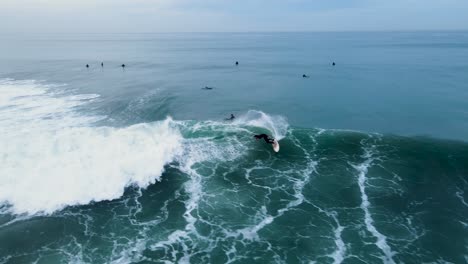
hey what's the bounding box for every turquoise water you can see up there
[0,32,467,263]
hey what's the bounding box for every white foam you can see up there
[236,206,275,241]
[149,127,249,262]
[330,224,345,264]
[227,137,318,242]
[353,145,396,264]
[233,110,289,140]
[455,188,468,207]
[0,79,183,215]
[0,79,102,133]
[294,132,348,264]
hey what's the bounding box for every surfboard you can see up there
[272,140,280,152]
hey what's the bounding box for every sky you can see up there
[1,0,468,33]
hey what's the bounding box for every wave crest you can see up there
[0,80,183,215]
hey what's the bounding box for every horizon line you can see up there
[2,29,468,35]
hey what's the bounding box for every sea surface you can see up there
[0,32,467,263]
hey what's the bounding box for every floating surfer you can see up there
[302,74,309,78]
[225,114,235,121]
[254,134,280,152]
[202,86,213,90]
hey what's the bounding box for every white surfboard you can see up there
[272,140,280,152]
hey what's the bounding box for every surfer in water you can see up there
[225,114,235,121]
[254,134,275,144]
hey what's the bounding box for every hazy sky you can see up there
[1,0,468,33]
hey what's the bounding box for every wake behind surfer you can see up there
[254,134,275,144]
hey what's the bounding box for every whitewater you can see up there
[0,79,287,216]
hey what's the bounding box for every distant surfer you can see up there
[235,61,239,66]
[225,114,235,121]
[332,62,336,66]
[202,86,213,90]
[303,74,309,78]
[254,134,275,144]
[121,64,126,69]
[101,62,104,67]
[86,64,89,68]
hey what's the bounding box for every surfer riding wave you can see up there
[254,134,275,144]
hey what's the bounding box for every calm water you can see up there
[0,32,467,263]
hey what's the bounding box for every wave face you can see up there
[1,79,468,264]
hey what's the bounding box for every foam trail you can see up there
[0,79,183,215]
[233,110,288,140]
[150,134,247,262]
[160,150,204,264]
[236,206,275,241]
[330,227,345,264]
[233,159,316,241]
[231,134,318,242]
[297,133,347,264]
[353,144,396,264]
[308,203,347,264]
[455,188,468,207]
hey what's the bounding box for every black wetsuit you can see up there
[254,134,275,144]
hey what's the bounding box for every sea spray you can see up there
[233,110,289,140]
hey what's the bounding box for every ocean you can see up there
[0,32,467,263]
